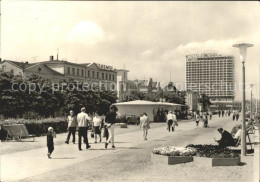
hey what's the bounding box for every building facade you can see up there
[186,53,235,107]
[116,69,138,101]
[0,56,117,90]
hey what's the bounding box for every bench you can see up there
[3,124,36,142]
[233,127,253,150]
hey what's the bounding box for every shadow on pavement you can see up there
[238,162,247,166]
[51,157,76,159]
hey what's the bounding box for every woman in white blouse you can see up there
[93,112,102,143]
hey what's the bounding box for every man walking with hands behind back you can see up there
[77,107,92,151]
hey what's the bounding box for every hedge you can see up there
[0,117,67,140]
[0,115,140,140]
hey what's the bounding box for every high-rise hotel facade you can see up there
[186,53,235,107]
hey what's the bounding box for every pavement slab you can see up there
[0,115,254,182]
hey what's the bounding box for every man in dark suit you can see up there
[214,128,236,147]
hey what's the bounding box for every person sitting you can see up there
[232,125,242,144]
[231,124,242,135]
[214,128,236,147]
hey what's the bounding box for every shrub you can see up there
[0,117,67,139]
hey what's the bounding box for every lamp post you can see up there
[250,84,254,119]
[233,43,253,156]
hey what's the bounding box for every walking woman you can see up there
[140,113,150,140]
[195,114,200,128]
[93,112,102,143]
[104,105,118,149]
[65,110,77,144]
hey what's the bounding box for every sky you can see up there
[1,1,260,100]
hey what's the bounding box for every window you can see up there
[97,72,99,79]
[81,70,84,76]
[102,73,104,80]
[112,74,115,81]
[88,70,90,77]
[92,71,95,78]
[2,65,6,72]
[106,73,108,80]
[67,67,70,75]
[109,74,111,80]
[77,69,79,76]
[124,72,126,78]
[72,68,75,75]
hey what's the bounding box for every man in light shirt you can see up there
[77,107,92,151]
[233,124,242,144]
[167,111,177,132]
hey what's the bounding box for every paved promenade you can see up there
[0,116,256,182]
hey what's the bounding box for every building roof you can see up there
[38,60,82,67]
[79,63,91,66]
[1,60,33,69]
[116,69,129,72]
[25,63,64,76]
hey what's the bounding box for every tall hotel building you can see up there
[186,53,235,105]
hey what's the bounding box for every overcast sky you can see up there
[1,1,259,100]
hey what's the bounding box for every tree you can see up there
[121,90,145,102]
[198,93,211,111]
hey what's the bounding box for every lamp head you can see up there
[233,43,254,63]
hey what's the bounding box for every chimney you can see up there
[25,62,28,64]
[50,55,54,61]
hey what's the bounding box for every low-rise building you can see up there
[0,56,117,90]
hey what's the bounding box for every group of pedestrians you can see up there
[193,111,212,128]
[46,105,118,159]
[218,109,233,117]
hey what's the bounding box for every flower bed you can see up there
[151,146,196,165]
[0,117,67,140]
[153,146,197,156]
[186,144,241,166]
[186,144,240,158]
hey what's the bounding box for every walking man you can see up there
[105,105,118,149]
[65,110,77,144]
[77,107,92,151]
[166,111,174,132]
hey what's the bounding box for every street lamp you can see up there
[233,43,254,156]
[250,84,255,119]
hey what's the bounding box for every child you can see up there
[47,127,56,159]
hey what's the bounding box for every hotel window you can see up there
[112,74,115,81]
[88,70,90,77]
[106,73,108,80]
[97,72,99,79]
[81,70,84,76]
[92,71,95,78]
[102,73,104,80]
[72,68,75,75]
[67,67,70,75]
[77,69,80,76]
[109,74,111,80]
